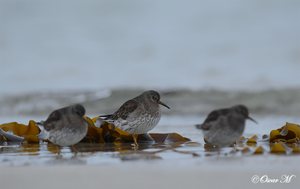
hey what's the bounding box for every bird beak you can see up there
[36,121,45,126]
[158,101,170,109]
[247,116,258,124]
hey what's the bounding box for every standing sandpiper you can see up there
[195,105,257,148]
[38,104,88,147]
[100,90,170,147]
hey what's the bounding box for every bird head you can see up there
[233,105,257,123]
[144,90,170,109]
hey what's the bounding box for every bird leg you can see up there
[233,143,238,152]
[131,134,139,149]
[71,145,79,157]
[55,145,63,159]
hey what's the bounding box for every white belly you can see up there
[114,113,161,134]
[48,125,88,147]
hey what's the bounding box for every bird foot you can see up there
[131,143,139,150]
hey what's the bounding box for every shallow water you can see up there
[1,112,299,166]
[1,89,300,166]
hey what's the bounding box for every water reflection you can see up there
[1,138,299,166]
[0,141,190,165]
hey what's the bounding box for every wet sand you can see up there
[1,156,299,189]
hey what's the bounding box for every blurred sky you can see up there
[0,0,300,94]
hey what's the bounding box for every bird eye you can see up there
[73,104,86,116]
[152,95,158,102]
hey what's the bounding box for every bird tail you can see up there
[195,124,202,130]
[36,122,49,140]
[98,114,113,120]
[95,114,117,132]
[195,123,210,131]
[97,114,116,126]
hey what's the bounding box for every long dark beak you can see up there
[158,101,170,109]
[247,116,258,124]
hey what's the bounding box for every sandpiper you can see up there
[99,90,170,147]
[195,105,257,148]
[38,104,88,147]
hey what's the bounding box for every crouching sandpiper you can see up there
[196,105,257,148]
[38,104,88,147]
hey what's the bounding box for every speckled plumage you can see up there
[100,90,169,135]
[38,104,88,147]
[196,105,256,148]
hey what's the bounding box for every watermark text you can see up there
[251,175,296,184]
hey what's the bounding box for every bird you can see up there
[99,90,170,147]
[195,105,257,148]
[37,104,88,147]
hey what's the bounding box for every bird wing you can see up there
[197,108,230,130]
[99,99,139,121]
[203,108,230,124]
[43,111,61,131]
[114,99,139,120]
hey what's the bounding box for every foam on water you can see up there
[1,89,299,118]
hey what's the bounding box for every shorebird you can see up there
[38,104,88,147]
[195,105,257,148]
[99,90,170,147]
